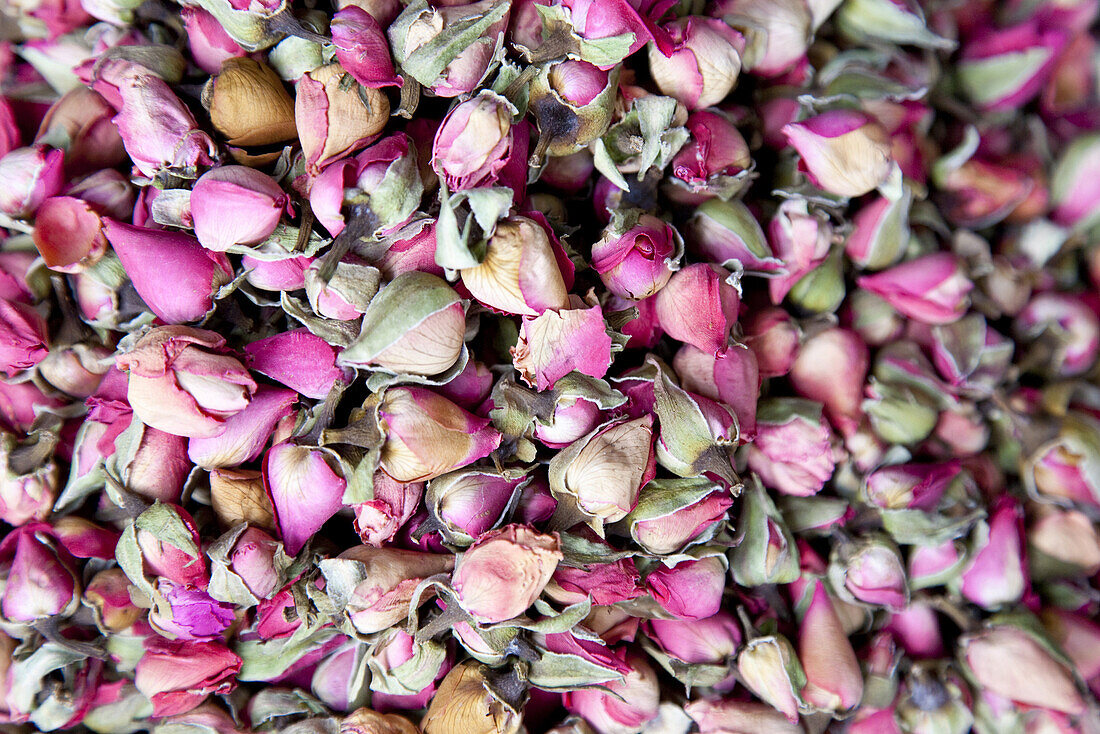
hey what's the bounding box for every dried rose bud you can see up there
[591,211,682,300]
[84,567,142,632]
[1041,608,1100,686]
[646,556,726,621]
[713,0,812,76]
[111,422,191,503]
[737,635,805,721]
[864,461,960,511]
[685,198,781,275]
[665,110,752,204]
[546,537,642,605]
[730,477,801,586]
[563,652,660,734]
[422,661,521,734]
[0,523,80,623]
[845,190,911,270]
[134,637,242,718]
[1029,506,1100,577]
[1015,292,1100,377]
[191,166,292,252]
[332,545,456,634]
[227,526,280,599]
[181,7,247,74]
[149,577,236,640]
[789,328,868,437]
[426,469,526,545]
[433,91,524,191]
[0,441,57,526]
[797,579,864,713]
[646,610,741,667]
[453,524,562,623]
[627,479,734,555]
[264,442,347,555]
[365,627,450,711]
[783,110,893,198]
[34,86,125,173]
[530,59,617,157]
[649,17,746,110]
[829,536,908,611]
[960,626,1085,715]
[210,469,276,530]
[0,145,65,219]
[331,6,401,89]
[187,385,296,470]
[747,398,835,497]
[296,63,389,175]
[117,328,253,444]
[32,196,109,274]
[133,503,208,587]
[856,253,973,326]
[957,22,1068,112]
[743,306,800,377]
[244,328,347,400]
[342,707,420,734]
[957,497,1025,610]
[687,698,803,734]
[205,57,297,147]
[1051,132,1100,231]
[0,299,47,378]
[654,263,740,355]
[767,198,833,305]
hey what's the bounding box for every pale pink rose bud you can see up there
[244,328,347,400]
[0,145,65,219]
[180,7,247,74]
[367,627,451,712]
[957,22,1068,111]
[528,59,616,158]
[737,635,805,721]
[340,272,466,376]
[134,637,242,718]
[1041,608,1100,685]
[188,385,297,469]
[713,0,812,76]
[94,60,218,178]
[629,484,734,555]
[32,196,109,273]
[426,470,526,545]
[0,523,80,622]
[783,110,893,197]
[533,395,605,448]
[1051,132,1100,230]
[191,166,292,251]
[377,387,502,482]
[0,446,57,526]
[1015,292,1100,377]
[747,399,835,497]
[228,526,281,599]
[789,328,868,437]
[743,306,800,377]
[432,92,520,192]
[85,567,142,632]
[645,556,726,621]
[305,253,382,320]
[103,219,233,324]
[563,652,660,734]
[548,415,656,528]
[150,577,236,640]
[1031,504,1100,578]
[646,611,742,664]
[332,6,401,89]
[864,461,960,511]
[829,537,908,611]
[649,17,746,110]
[958,497,1026,609]
[333,545,456,634]
[885,602,945,659]
[242,254,314,292]
[668,343,758,439]
[460,215,571,316]
[798,580,864,712]
[0,299,48,377]
[118,326,256,439]
[453,524,562,623]
[961,626,1085,715]
[117,424,191,503]
[856,253,973,325]
[34,87,125,174]
[685,198,782,275]
[264,442,348,555]
[654,263,740,354]
[512,293,615,390]
[686,699,803,734]
[934,404,989,456]
[666,110,752,204]
[135,504,208,586]
[353,471,423,547]
[295,63,389,175]
[311,640,366,712]
[372,217,444,279]
[592,212,682,300]
[766,198,833,305]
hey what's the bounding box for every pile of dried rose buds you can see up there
[0,0,1099,730]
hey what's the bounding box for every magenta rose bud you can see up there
[646,611,742,665]
[797,579,864,713]
[452,524,562,623]
[190,166,292,252]
[654,263,740,355]
[243,255,314,292]
[264,442,348,555]
[767,198,833,305]
[783,110,893,197]
[103,219,233,324]
[134,637,242,718]
[958,497,1026,610]
[32,196,110,273]
[228,526,281,599]
[0,523,80,623]
[1051,133,1100,231]
[149,578,236,640]
[432,91,520,192]
[685,198,782,275]
[180,7,246,74]
[747,398,835,497]
[188,385,298,468]
[563,652,660,734]
[591,212,682,300]
[243,328,347,400]
[648,17,746,110]
[957,22,1068,111]
[117,326,257,439]
[331,6,401,89]
[666,110,752,204]
[0,299,48,377]
[856,253,973,325]
[547,544,643,606]
[133,504,208,587]
[1015,292,1100,377]
[645,556,726,621]
[789,327,869,437]
[0,145,65,219]
[426,469,527,544]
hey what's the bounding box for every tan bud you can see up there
[422,662,522,734]
[340,708,419,734]
[209,468,276,530]
[205,57,298,147]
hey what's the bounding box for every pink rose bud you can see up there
[1051,132,1100,230]
[84,567,142,632]
[242,255,314,292]
[648,17,746,110]
[856,253,973,325]
[244,328,347,400]
[654,263,740,355]
[961,626,1085,715]
[591,212,682,300]
[645,611,742,664]
[34,87,126,174]
[767,198,833,305]
[957,22,1068,111]
[628,481,734,555]
[377,387,502,482]
[512,293,615,390]
[331,545,456,634]
[783,110,893,197]
[540,150,595,194]
[295,63,389,175]
[0,380,66,433]
[737,635,805,721]
[306,253,380,320]
[885,602,945,659]
[432,92,521,192]
[94,60,218,178]
[0,98,18,159]
[228,526,281,599]
[685,198,782,275]
[743,306,800,377]
[149,578,236,640]
[666,110,752,204]
[0,523,80,622]
[134,504,208,586]
[1015,292,1100,377]
[311,640,367,712]
[103,219,233,324]
[331,6,401,89]
[789,327,869,437]
[864,461,961,511]
[452,524,562,623]
[460,215,571,316]
[829,537,908,610]
[0,299,48,377]
[563,652,660,734]
[687,698,803,734]
[179,7,247,74]
[32,196,109,273]
[264,442,348,555]
[372,217,444,279]
[546,540,642,606]
[354,472,424,547]
[533,394,605,448]
[797,580,864,713]
[0,444,57,526]
[747,398,835,497]
[554,0,655,64]
[117,326,257,439]
[115,424,191,503]
[645,556,726,621]
[190,166,292,251]
[0,145,65,219]
[69,167,135,217]
[1042,608,1100,685]
[674,343,760,439]
[188,385,297,468]
[712,0,812,76]
[367,627,451,712]
[134,637,242,718]
[958,497,1026,609]
[426,469,527,545]
[845,191,911,270]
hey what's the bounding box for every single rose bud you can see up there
[332,545,456,634]
[296,63,390,175]
[134,637,242,718]
[264,442,348,555]
[548,415,656,528]
[354,472,423,546]
[533,394,606,449]
[1015,292,1100,377]
[117,326,257,439]
[685,198,781,275]
[960,626,1085,715]
[856,253,973,326]
[1051,132,1100,231]
[530,59,617,158]
[34,86,126,173]
[687,698,803,734]
[713,0,812,76]
[32,196,111,274]
[1029,506,1100,578]
[747,399,835,497]
[789,328,869,437]
[372,217,444,279]
[883,602,944,660]
[103,219,233,324]
[766,198,833,305]
[422,661,521,734]
[730,477,801,586]
[65,169,135,221]
[131,503,208,587]
[339,272,466,376]
[646,611,742,666]
[666,110,752,204]
[1041,608,1100,686]
[342,707,420,734]
[563,652,660,734]
[957,497,1025,610]
[180,7,247,74]
[0,299,47,378]
[114,423,191,503]
[845,190,911,270]
[654,263,740,355]
[191,166,292,252]
[244,328,348,400]
[188,385,297,469]
[210,469,276,530]
[646,556,726,621]
[433,91,523,191]
[0,145,65,219]
[377,387,502,482]
[149,577,236,640]
[85,567,142,632]
[649,17,746,110]
[426,470,526,545]
[742,307,800,378]
[0,523,80,623]
[205,57,297,147]
[460,215,571,316]
[829,537,909,611]
[305,253,382,320]
[365,627,450,712]
[514,476,558,525]
[929,315,1013,398]
[957,22,1067,112]
[783,110,893,198]
[673,343,759,440]
[331,6,402,89]
[591,212,682,300]
[242,254,314,292]
[628,479,734,555]
[453,524,562,623]
[737,635,806,721]
[0,440,57,526]
[226,526,281,599]
[546,533,642,605]
[797,580,864,713]
[864,461,960,511]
